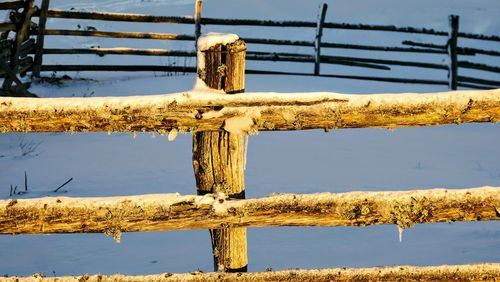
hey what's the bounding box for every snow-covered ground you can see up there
[1,0,499,277]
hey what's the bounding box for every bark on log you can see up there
[192,37,248,272]
[0,187,498,235]
[0,88,499,133]
[1,264,499,281]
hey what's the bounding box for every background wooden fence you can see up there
[1,0,499,95]
[1,32,500,280]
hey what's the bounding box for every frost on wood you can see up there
[0,187,498,235]
[0,89,499,133]
[1,263,499,281]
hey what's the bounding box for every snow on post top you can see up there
[197,32,239,52]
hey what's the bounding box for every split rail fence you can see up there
[1,0,500,96]
[1,33,500,281]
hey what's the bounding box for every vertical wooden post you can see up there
[194,0,203,42]
[2,0,35,90]
[447,15,459,90]
[192,35,248,272]
[314,3,328,76]
[33,0,50,78]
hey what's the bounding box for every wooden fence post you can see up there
[33,0,50,78]
[314,3,328,76]
[2,0,35,91]
[192,35,248,272]
[194,0,203,42]
[447,15,459,90]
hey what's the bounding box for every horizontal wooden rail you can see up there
[39,10,451,36]
[321,42,448,54]
[44,9,195,24]
[246,69,450,85]
[0,22,16,32]
[0,187,498,235]
[40,65,196,73]
[246,53,390,70]
[40,48,197,57]
[0,1,24,10]
[1,88,499,133]
[458,32,500,42]
[45,29,195,41]
[202,17,450,36]
[35,66,449,86]
[242,37,313,47]
[38,49,388,70]
[458,76,500,87]
[458,82,496,90]
[1,264,499,281]
[403,40,499,56]
[458,61,500,73]
[324,55,447,70]
[247,50,446,70]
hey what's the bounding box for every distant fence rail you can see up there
[1,6,500,281]
[0,0,497,94]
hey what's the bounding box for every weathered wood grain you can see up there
[192,38,248,272]
[0,187,498,235]
[1,264,499,281]
[0,88,499,133]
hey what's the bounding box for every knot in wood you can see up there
[217,64,226,78]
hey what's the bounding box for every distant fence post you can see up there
[2,0,35,91]
[192,35,248,272]
[314,3,328,76]
[194,0,203,42]
[447,15,459,90]
[33,0,51,78]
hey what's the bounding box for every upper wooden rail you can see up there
[0,89,499,133]
[0,187,498,235]
[36,9,500,42]
[1,264,499,281]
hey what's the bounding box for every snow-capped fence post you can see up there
[194,0,203,42]
[447,15,459,90]
[314,3,328,75]
[192,34,248,272]
[32,0,50,78]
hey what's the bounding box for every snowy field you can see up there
[1,0,499,277]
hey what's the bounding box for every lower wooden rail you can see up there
[1,264,498,281]
[1,187,498,236]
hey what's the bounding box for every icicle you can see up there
[398,226,404,243]
[132,131,137,139]
[168,129,178,142]
[244,135,249,170]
